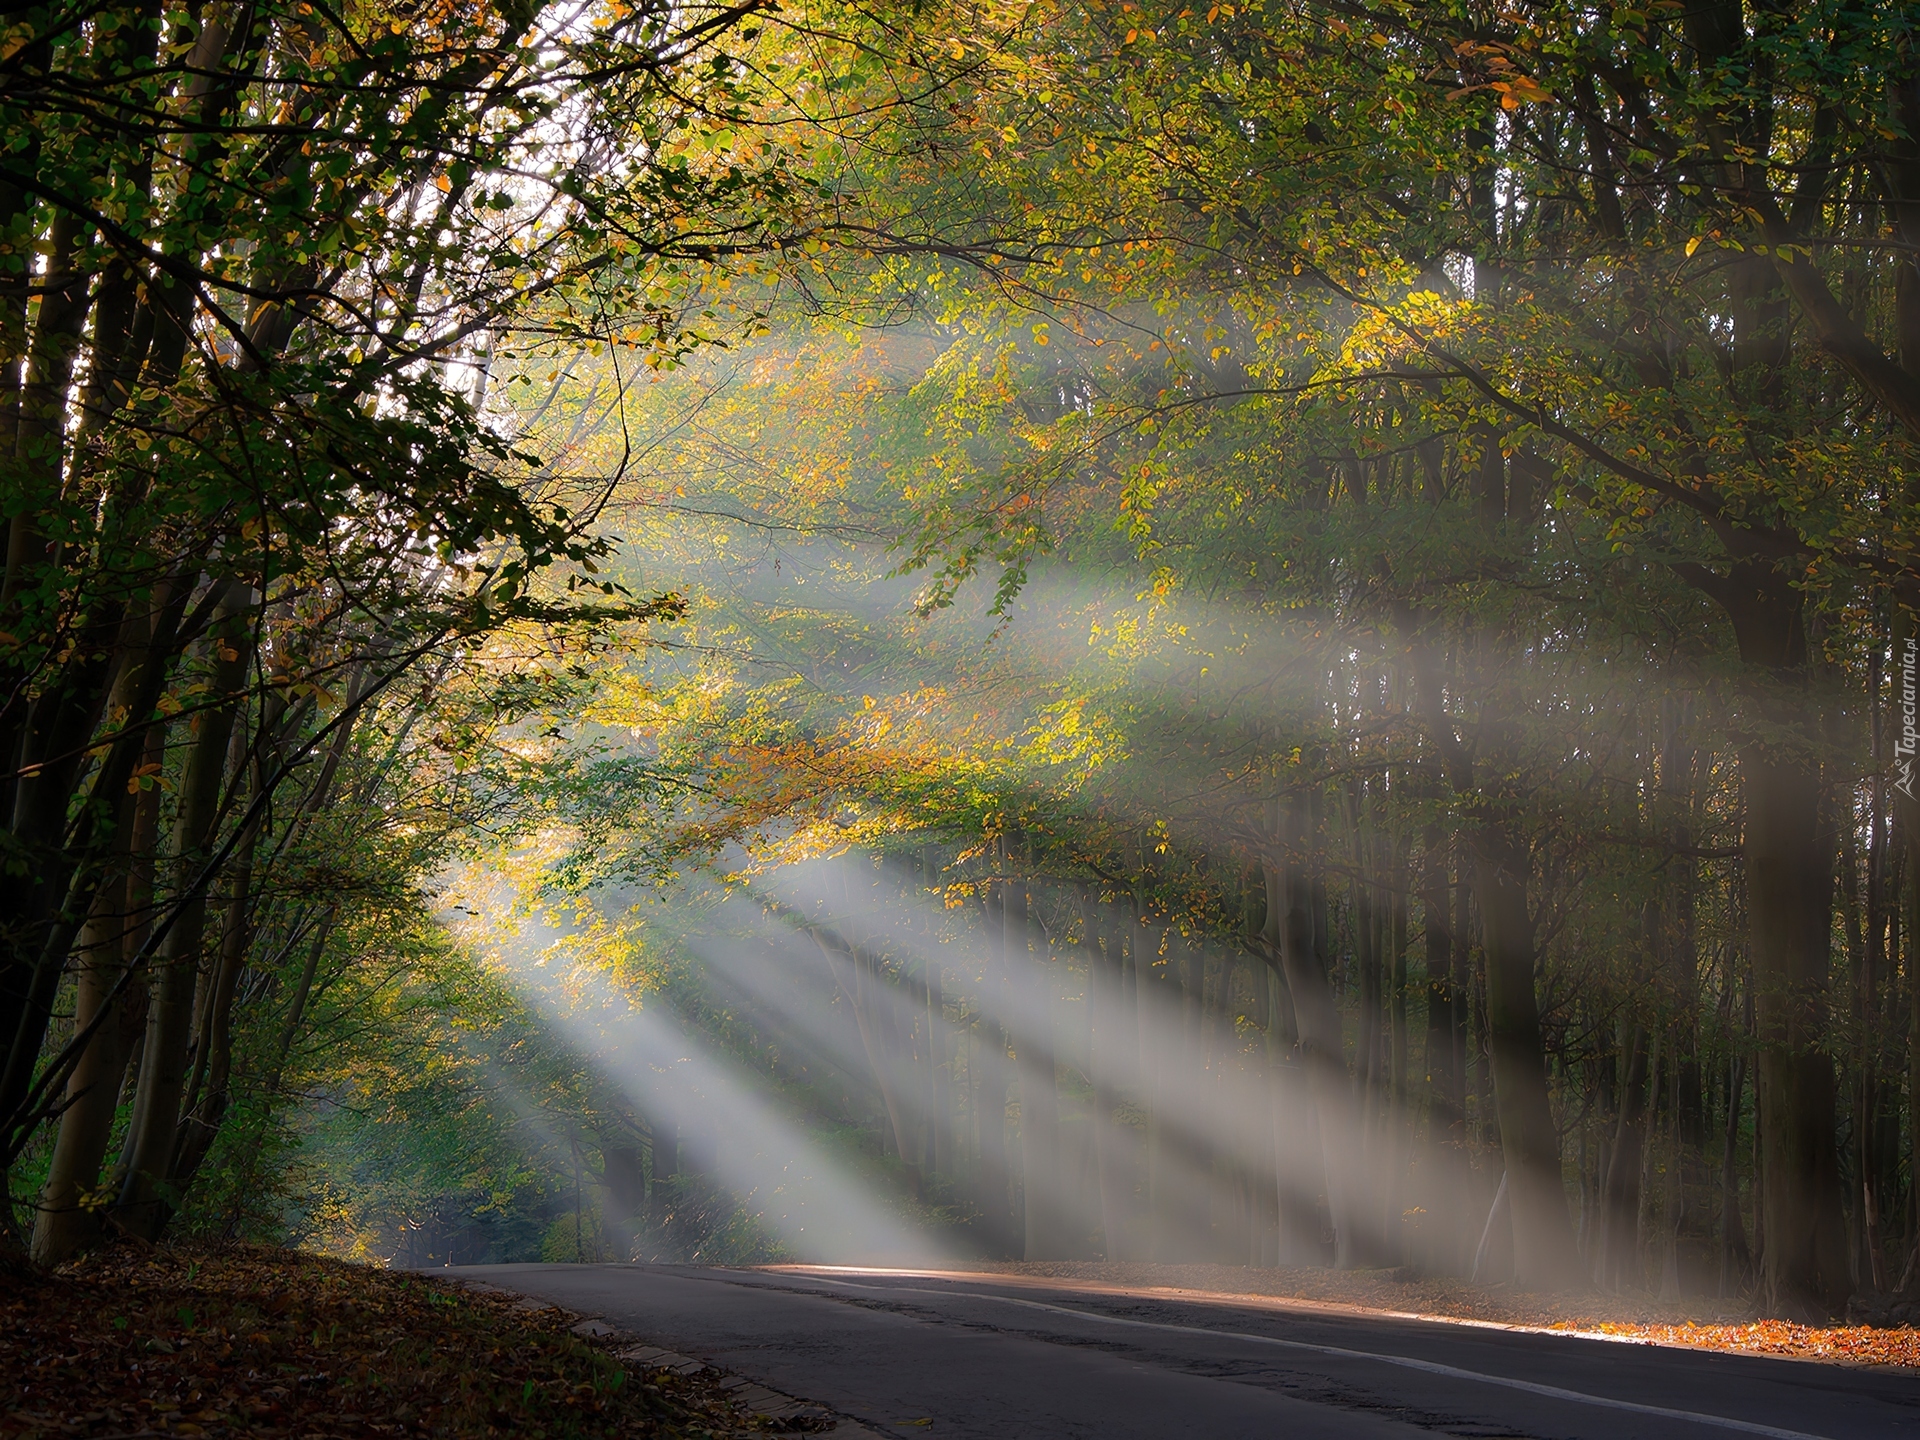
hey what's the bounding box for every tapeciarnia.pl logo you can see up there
[1899,637,1919,802]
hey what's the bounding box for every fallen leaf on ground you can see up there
[2,1243,771,1437]
[971,1261,1920,1368]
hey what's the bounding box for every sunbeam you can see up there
[454,883,948,1265]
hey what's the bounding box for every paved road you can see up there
[448,1263,1920,1439]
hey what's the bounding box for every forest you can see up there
[3,0,1918,1333]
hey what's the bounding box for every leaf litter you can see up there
[2,1244,773,1438]
[970,1261,1920,1368]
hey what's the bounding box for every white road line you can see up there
[788,1274,1836,1440]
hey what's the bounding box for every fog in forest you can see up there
[9,0,1917,1336]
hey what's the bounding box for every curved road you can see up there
[449,1263,1920,1439]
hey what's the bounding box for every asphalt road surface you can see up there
[448,1263,1920,1439]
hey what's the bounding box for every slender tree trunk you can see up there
[1164,926,1212,1260]
[1120,893,1152,1255]
[1864,636,1890,1292]
[30,888,139,1263]
[1722,1046,1751,1296]
[1907,776,1920,1284]
[1407,616,1577,1289]
[1086,893,1129,1260]
[1472,819,1580,1290]
[30,700,166,1264]
[1457,876,1479,1147]
[974,889,1016,1253]
[268,910,335,1092]
[1259,848,1321,1265]
[1897,596,1920,1278]
[1744,738,1849,1314]
[1636,1034,1663,1280]
[1389,830,1411,1263]
[928,954,948,1184]
[1249,951,1277,1266]
[1598,1024,1650,1290]
[978,1004,1015,1250]
[1659,1056,1685,1301]
[601,1137,646,1255]
[813,925,914,1178]
[112,588,252,1239]
[1421,821,1467,1275]
[650,1118,678,1231]
[168,800,260,1190]
[1273,788,1369,1266]
[1144,916,1177,1260]
[1011,876,1063,1259]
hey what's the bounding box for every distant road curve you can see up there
[447,1263,1920,1439]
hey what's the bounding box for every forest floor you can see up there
[964,1261,1920,1368]
[1,1244,775,1438]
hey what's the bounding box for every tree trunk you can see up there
[111,588,252,1240]
[30,921,142,1264]
[1248,951,1278,1266]
[168,799,261,1191]
[650,1119,678,1232]
[1907,712,1920,1286]
[1406,616,1577,1289]
[1086,893,1130,1260]
[1123,890,1154,1256]
[268,910,336,1092]
[1273,789,1370,1266]
[976,1005,1015,1251]
[1597,1025,1650,1290]
[1422,821,1467,1274]
[1388,830,1411,1263]
[30,709,165,1265]
[1473,820,1580,1290]
[1711,571,1850,1316]
[1745,741,1850,1315]
[974,890,1016,1253]
[1721,1045,1751,1296]
[928,953,949,1184]
[813,923,914,1178]
[599,1136,646,1257]
[1159,926,1212,1261]
[1011,877,1064,1260]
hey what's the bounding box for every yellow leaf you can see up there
[435,174,452,192]
[1684,236,1701,256]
